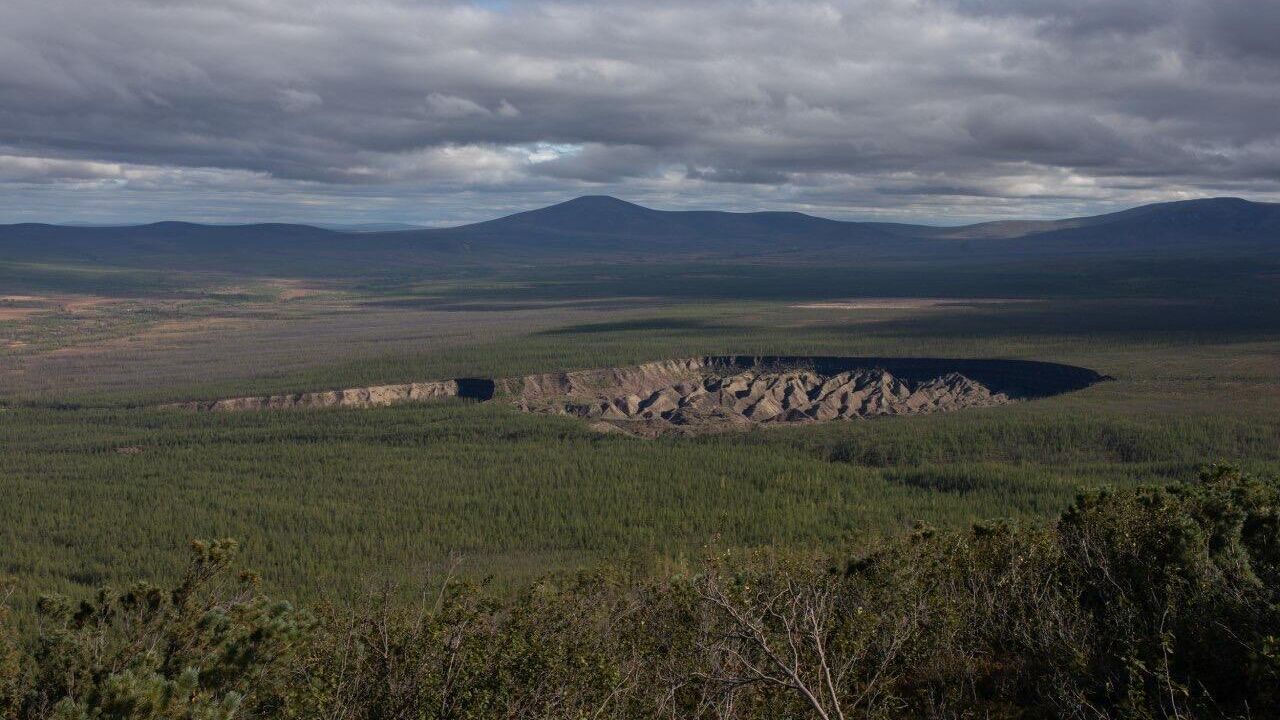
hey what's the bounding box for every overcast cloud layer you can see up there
[2,0,1278,224]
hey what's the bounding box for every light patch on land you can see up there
[46,317,246,358]
[278,287,319,301]
[1,295,53,320]
[266,278,333,302]
[0,307,43,321]
[790,298,1034,310]
[1,294,115,320]
[1,293,120,314]
[61,297,125,312]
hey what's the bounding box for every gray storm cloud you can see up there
[0,0,1277,223]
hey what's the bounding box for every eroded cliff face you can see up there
[168,356,1027,435]
[515,366,1008,435]
[495,358,711,402]
[168,380,460,412]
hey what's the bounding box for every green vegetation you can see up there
[4,264,1280,615]
[0,261,210,298]
[2,467,1276,718]
[2,241,1279,718]
[401,257,1280,304]
[5,355,1279,611]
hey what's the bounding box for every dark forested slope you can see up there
[1,196,1276,275]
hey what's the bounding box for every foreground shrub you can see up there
[2,466,1276,718]
[19,540,310,719]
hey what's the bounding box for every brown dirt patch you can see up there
[47,317,246,358]
[61,297,123,312]
[265,278,331,302]
[0,307,43,321]
[0,293,121,315]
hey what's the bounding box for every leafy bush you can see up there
[3,467,1277,718]
[17,540,309,719]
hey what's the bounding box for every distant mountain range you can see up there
[1,196,1276,276]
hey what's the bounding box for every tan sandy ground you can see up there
[61,297,126,312]
[265,278,332,301]
[0,307,43,321]
[1,293,125,315]
[45,317,248,358]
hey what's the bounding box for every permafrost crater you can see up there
[170,356,1109,436]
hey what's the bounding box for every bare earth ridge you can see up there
[522,367,1007,435]
[167,357,1033,435]
[171,380,460,412]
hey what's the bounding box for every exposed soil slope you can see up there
[496,358,708,401]
[170,380,460,412]
[512,363,1007,435]
[165,355,1108,435]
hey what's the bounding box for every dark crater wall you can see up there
[455,377,498,401]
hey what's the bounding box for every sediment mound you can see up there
[516,366,1009,435]
[168,356,1108,435]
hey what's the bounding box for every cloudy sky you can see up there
[2,0,1278,225]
